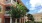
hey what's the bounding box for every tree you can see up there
[17,4,29,16]
[11,6,21,18]
[10,3,29,23]
[17,4,29,23]
[27,14,34,21]
[25,14,34,23]
[10,6,21,23]
[10,4,29,18]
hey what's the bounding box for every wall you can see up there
[0,3,5,23]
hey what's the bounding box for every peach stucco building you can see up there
[0,0,16,23]
[0,0,42,23]
[0,0,27,23]
[0,0,5,23]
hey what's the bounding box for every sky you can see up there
[21,0,42,14]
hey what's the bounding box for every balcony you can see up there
[5,0,16,5]
[5,0,11,4]
[4,11,11,16]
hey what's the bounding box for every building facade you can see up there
[0,0,27,23]
[33,13,42,22]
[0,0,16,23]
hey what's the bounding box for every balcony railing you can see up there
[5,0,16,5]
[5,0,11,4]
[5,11,11,16]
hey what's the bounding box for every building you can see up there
[17,0,24,6]
[0,0,27,23]
[0,0,17,23]
[32,13,42,22]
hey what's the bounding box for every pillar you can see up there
[10,17,12,23]
[19,18,21,23]
[15,19,17,23]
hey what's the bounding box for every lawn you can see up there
[35,22,42,23]
[25,21,42,23]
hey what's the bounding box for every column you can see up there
[15,19,17,23]
[19,18,21,23]
[24,16,25,23]
[22,18,23,23]
[10,17,12,23]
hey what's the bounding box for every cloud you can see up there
[29,0,42,10]
[37,9,42,13]
[29,7,36,10]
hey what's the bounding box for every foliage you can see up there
[17,4,29,12]
[25,14,34,23]
[17,4,29,16]
[10,4,29,18]
[27,14,34,21]
[10,6,21,18]
[9,2,29,19]
[25,21,34,23]
[34,22,42,23]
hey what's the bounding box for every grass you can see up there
[35,22,42,23]
[25,21,42,23]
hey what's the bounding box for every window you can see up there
[0,18,2,23]
[6,0,7,1]
[0,5,2,12]
[12,18,15,23]
[17,19,19,23]
[5,6,11,11]
[0,7,1,12]
[5,18,10,23]
[5,6,11,14]
[13,0,16,2]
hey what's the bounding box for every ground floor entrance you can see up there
[4,16,25,23]
[5,18,10,23]
[4,16,10,23]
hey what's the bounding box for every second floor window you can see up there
[0,7,1,12]
[0,5,2,12]
[13,0,16,2]
[5,6,11,14]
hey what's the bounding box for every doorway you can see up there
[5,18,10,23]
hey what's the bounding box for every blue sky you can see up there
[21,0,42,14]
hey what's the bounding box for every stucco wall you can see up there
[0,3,5,23]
